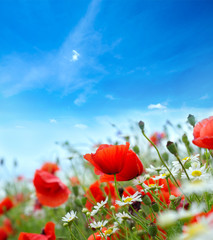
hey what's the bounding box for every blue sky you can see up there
[0,0,213,176]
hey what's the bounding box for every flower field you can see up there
[1,114,213,240]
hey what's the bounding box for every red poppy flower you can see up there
[192,116,213,149]
[98,150,144,182]
[85,180,117,211]
[18,222,55,240]
[70,176,80,186]
[0,197,13,215]
[84,142,130,175]
[33,170,70,207]
[136,177,181,205]
[2,218,14,236]
[0,228,7,240]
[150,132,165,146]
[41,162,60,174]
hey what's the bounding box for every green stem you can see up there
[114,174,122,201]
[175,155,190,181]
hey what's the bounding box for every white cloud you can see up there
[71,50,80,61]
[148,103,167,110]
[50,119,57,124]
[105,94,115,100]
[200,94,209,100]
[74,124,88,129]
[0,0,105,98]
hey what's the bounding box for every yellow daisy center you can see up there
[191,170,202,177]
[124,197,133,203]
[104,229,113,236]
[182,157,189,162]
[184,223,207,240]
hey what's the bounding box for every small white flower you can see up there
[146,165,167,175]
[89,220,108,230]
[182,163,210,181]
[62,210,78,223]
[182,178,213,195]
[91,197,108,216]
[178,212,213,240]
[116,191,142,206]
[133,176,146,185]
[158,203,206,228]
[141,182,164,193]
[173,154,200,171]
[116,212,131,223]
[99,224,119,237]
[152,168,179,181]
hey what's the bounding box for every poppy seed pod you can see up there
[166,141,178,156]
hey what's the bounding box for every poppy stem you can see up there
[114,174,122,201]
[140,130,192,204]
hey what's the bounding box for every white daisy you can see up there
[116,191,142,206]
[141,182,164,193]
[182,162,210,181]
[99,224,119,237]
[152,168,179,181]
[182,178,213,195]
[178,213,213,240]
[62,210,78,223]
[91,197,108,216]
[89,220,108,230]
[133,175,147,185]
[173,154,200,171]
[158,203,206,228]
[115,212,131,223]
[146,165,167,175]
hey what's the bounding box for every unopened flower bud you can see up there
[82,208,88,213]
[182,134,189,145]
[110,205,115,210]
[142,195,151,206]
[187,114,196,127]
[86,212,91,217]
[169,195,176,201]
[166,141,178,156]
[138,121,145,132]
[148,223,158,237]
[151,202,159,213]
[63,223,68,227]
[132,226,136,231]
[72,186,79,197]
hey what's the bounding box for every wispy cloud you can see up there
[148,103,167,110]
[49,119,57,124]
[0,0,105,99]
[200,94,209,100]
[105,94,115,100]
[74,123,88,129]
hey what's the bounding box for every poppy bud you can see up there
[81,197,87,206]
[166,141,178,156]
[74,199,82,207]
[142,195,151,206]
[138,121,145,132]
[182,134,189,145]
[148,223,158,237]
[187,114,196,127]
[133,145,140,155]
[151,202,159,213]
[72,186,79,197]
